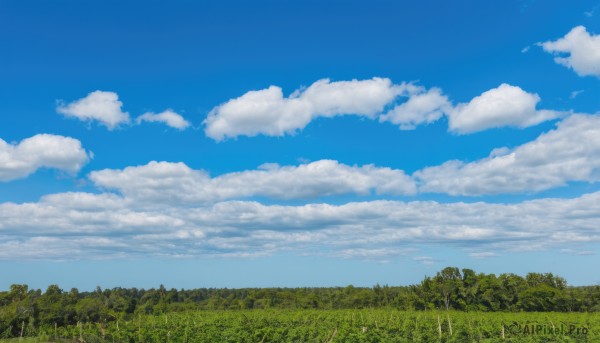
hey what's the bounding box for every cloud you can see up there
[53,81,570,138]
[415,114,600,195]
[0,134,90,181]
[57,91,191,130]
[469,252,497,259]
[333,247,416,260]
[413,256,439,265]
[57,91,130,129]
[381,83,562,134]
[89,159,417,203]
[92,114,600,200]
[447,84,564,134]
[4,118,600,259]
[205,79,564,139]
[585,4,599,17]
[136,109,191,130]
[560,248,595,256]
[2,188,600,260]
[540,26,600,78]
[379,87,452,130]
[204,78,407,140]
[570,90,584,99]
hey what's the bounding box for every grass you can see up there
[3,310,599,342]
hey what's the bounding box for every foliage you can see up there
[1,310,599,342]
[1,267,599,341]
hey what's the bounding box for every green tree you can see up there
[434,267,462,310]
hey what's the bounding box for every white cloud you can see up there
[415,114,600,195]
[89,159,417,203]
[540,26,600,78]
[205,79,564,138]
[560,248,595,256]
[0,134,90,181]
[585,4,599,17]
[136,109,191,130]
[379,87,452,130]
[2,188,600,260]
[469,252,497,259]
[333,247,416,260]
[92,114,600,200]
[570,90,584,99]
[204,78,406,140]
[413,256,439,265]
[57,91,130,129]
[447,84,564,134]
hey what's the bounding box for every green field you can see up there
[3,268,599,342]
[2,310,598,343]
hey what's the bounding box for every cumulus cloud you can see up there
[381,83,561,133]
[540,26,600,78]
[415,114,600,195]
[379,87,452,129]
[2,189,600,260]
[0,134,90,181]
[92,114,600,199]
[205,78,564,138]
[136,109,191,130]
[89,159,417,203]
[57,91,130,129]
[447,84,564,134]
[204,78,407,140]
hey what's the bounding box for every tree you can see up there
[460,268,479,310]
[518,284,561,311]
[417,277,435,310]
[434,267,462,310]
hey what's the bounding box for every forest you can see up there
[2,267,600,338]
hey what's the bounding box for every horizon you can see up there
[1,0,600,291]
[1,264,588,293]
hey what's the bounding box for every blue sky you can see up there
[1,0,600,290]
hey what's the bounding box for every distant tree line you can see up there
[1,267,599,337]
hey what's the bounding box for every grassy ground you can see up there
[2,310,599,342]
[0,339,51,343]
[0,338,70,343]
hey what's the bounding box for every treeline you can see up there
[1,267,599,337]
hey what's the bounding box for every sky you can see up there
[1,0,600,291]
